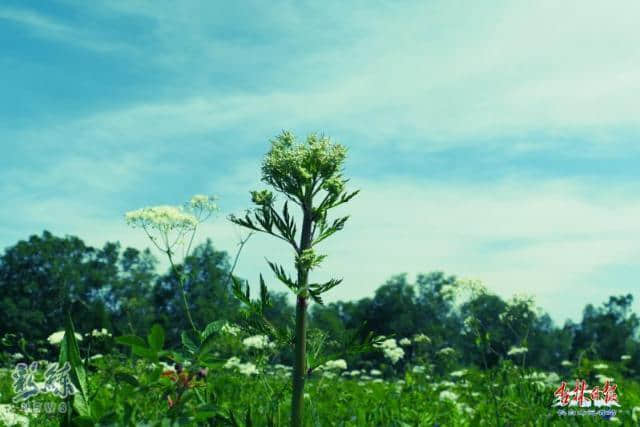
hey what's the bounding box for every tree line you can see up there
[1,230,638,377]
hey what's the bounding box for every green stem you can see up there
[291,295,308,426]
[291,199,313,427]
[167,250,198,335]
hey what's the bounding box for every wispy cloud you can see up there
[0,7,135,53]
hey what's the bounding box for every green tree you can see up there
[230,131,357,426]
[0,231,118,344]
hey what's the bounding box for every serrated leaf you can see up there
[201,320,225,341]
[181,331,198,354]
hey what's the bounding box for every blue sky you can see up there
[2,0,640,324]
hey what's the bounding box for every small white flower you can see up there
[399,338,411,346]
[237,362,259,376]
[242,335,271,350]
[593,363,609,370]
[561,360,572,367]
[47,331,82,345]
[224,357,241,369]
[450,369,467,378]
[349,370,361,377]
[439,390,458,402]
[595,374,614,384]
[159,361,176,372]
[412,365,426,374]
[437,347,456,357]
[374,338,405,364]
[0,403,29,427]
[323,359,347,371]
[372,378,383,383]
[621,355,631,361]
[11,353,23,360]
[412,333,431,344]
[221,322,241,336]
[370,369,382,376]
[507,346,528,356]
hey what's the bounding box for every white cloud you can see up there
[0,7,134,53]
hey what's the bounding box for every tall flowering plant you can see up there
[125,195,219,333]
[230,131,358,426]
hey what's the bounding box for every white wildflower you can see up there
[221,322,241,336]
[159,361,176,372]
[0,404,29,427]
[322,371,336,379]
[90,328,112,338]
[372,378,383,384]
[438,380,456,388]
[439,390,458,402]
[399,338,411,346]
[437,347,456,357]
[47,331,82,345]
[593,363,608,370]
[11,353,23,360]
[125,205,198,232]
[242,335,271,350]
[621,355,631,361]
[349,370,361,377]
[413,333,431,344]
[507,346,528,356]
[375,338,404,364]
[323,359,347,371]
[370,369,382,376]
[412,365,426,374]
[595,374,614,384]
[561,360,572,367]
[224,357,241,369]
[545,372,560,385]
[237,362,259,376]
[450,369,467,378]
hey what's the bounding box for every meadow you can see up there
[1,134,639,426]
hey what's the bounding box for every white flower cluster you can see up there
[523,371,560,389]
[187,194,218,216]
[321,359,347,371]
[450,369,467,378]
[436,347,456,357]
[47,331,82,345]
[375,338,405,364]
[224,357,259,376]
[595,374,614,384]
[242,334,275,350]
[412,333,431,344]
[507,346,528,356]
[412,365,426,374]
[125,205,198,232]
[398,337,411,347]
[561,360,572,367]
[621,354,631,361]
[593,363,609,370]
[0,403,29,427]
[221,322,241,336]
[439,390,458,402]
[89,328,112,338]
